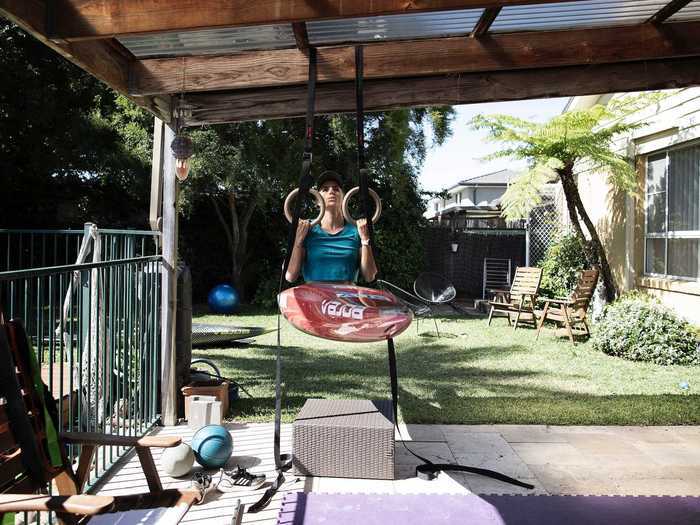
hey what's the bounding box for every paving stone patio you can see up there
[93,423,700,524]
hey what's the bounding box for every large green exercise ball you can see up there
[161,443,195,477]
[191,425,233,469]
[208,284,240,314]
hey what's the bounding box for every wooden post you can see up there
[160,124,178,426]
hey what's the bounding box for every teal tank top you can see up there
[302,223,360,282]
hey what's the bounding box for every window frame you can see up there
[643,141,700,281]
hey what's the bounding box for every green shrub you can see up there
[592,293,700,366]
[538,233,588,297]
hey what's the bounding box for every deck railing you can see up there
[0,226,163,495]
[0,223,160,272]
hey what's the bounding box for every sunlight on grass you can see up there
[193,308,700,425]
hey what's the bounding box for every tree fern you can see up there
[470,93,666,301]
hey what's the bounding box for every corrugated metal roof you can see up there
[117,2,700,59]
[491,0,671,32]
[306,9,482,45]
[670,0,700,21]
[118,24,296,58]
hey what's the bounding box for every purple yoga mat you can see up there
[277,492,700,525]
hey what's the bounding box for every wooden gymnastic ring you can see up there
[342,187,382,225]
[284,188,325,226]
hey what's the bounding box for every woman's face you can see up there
[319,181,343,210]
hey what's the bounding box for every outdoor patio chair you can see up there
[535,268,600,344]
[379,273,466,337]
[0,316,201,524]
[487,266,543,330]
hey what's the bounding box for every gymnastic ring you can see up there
[284,188,325,227]
[342,187,382,225]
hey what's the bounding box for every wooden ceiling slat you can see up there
[647,0,693,24]
[471,7,501,36]
[183,57,700,125]
[49,0,577,41]
[130,20,700,96]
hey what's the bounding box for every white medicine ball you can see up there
[161,443,195,477]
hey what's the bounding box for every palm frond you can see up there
[500,162,557,220]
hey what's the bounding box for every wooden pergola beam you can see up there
[1,0,129,92]
[130,20,700,96]
[471,7,501,37]
[647,0,693,24]
[0,0,172,123]
[49,0,575,41]
[183,57,700,125]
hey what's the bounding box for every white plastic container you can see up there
[188,395,222,430]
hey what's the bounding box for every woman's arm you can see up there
[357,218,378,282]
[285,220,310,282]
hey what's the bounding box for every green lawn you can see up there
[193,307,700,425]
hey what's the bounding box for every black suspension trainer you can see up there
[250,45,531,513]
[248,47,318,514]
[353,46,533,490]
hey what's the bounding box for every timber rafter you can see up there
[181,57,700,125]
[129,21,700,96]
[0,0,172,122]
[47,0,577,41]
[1,0,699,125]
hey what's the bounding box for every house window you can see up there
[644,143,700,279]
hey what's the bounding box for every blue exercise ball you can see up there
[191,425,233,469]
[208,284,240,314]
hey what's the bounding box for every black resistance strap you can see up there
[248,47,318,514]
[355,46,374,246]
[353,46,533,490]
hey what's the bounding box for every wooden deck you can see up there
[92,422,700,524]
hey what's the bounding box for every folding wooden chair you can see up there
[487,267,543,330]
[535,269,600,344]
[0,316,201,524]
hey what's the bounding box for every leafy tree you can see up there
[181,108,454,300]
[471,97,660,301]
[181,120,304,296]
[0,20,151,228]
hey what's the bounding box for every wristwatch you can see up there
[361,239,370,246]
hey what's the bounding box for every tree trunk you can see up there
[211,195,242,293]
[558,165,618,302]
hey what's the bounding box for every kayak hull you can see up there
[278,284,413,342]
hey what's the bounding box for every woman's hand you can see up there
[357,218,370,244]
[295,219,311,247]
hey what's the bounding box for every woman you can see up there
[285,171,378,284]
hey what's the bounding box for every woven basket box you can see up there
[293,399,395,480]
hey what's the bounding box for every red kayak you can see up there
[278,283,413,342]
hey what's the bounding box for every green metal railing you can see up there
[0,227,163,511]
[0,224,160,272]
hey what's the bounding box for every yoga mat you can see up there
[277,492,700,525]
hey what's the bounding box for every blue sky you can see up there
[419,97,570,192]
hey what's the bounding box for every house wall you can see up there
[474,187,503,206]
[572,87,700,324]
[424,185,507,219]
